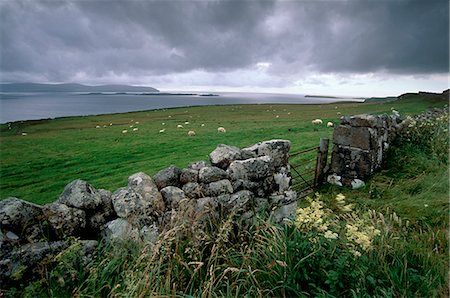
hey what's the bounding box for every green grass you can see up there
[0,96,446,205]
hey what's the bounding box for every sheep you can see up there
[327,121,334,127]
[311,119,323,125]
[133,128,139,131]
[177,124,184,128]
[21,132,28,136]
[129,125,134,128]
[95,125,100,128]
[135,121,139,124]
[188,130,196,136]
[276,115,280,118]
[122,130,128,134]
[201,123,205,127]
[109,123,113,126]
[159,129,165,133]
[184,121,190,125]
[217,127,226,133]
[162,122,166,125]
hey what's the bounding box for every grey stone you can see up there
[140,224,159,243]
[198,166,228,183]
[154,165,182,189]
[271,201,297,223]
[231,179,261,193]
[182,182,203,199]
[209,144,242,169]
[0,197,42,233]
[195,197,219,214]
[227,156,273,181]
[254,198,270,213]
[161,186,186,210]
[341,114,385,128]
[88,189,115,231]
[180,168,199,184]
[111,187,144,219]
[15,241,68,265]
[102,218,139,242]
[128,172,165,216]
[225,190,254,214]
[332,125,377,150]
[242,140,291,168]
[351,179,366,189]
[330,145,375,180]
[203,179,233,197]
[5,231,19,241]
[43,203,86,238]
[187,160,209,171]
[24,224,45,243]
[327,174,343,186]
[58,179,102,210]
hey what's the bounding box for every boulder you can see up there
[160,186,186,210]
[154,166,182,189]
[209,144,242,169]
[242,140,291,168]
[332,125,378,151]
[340,114,385,128]
[180,168,199,184]
[254,197,270,213]
[182,182,203,199]
[187,160,209,171]
[102,218,139,242]
[231,179,261,193]
[203,179,233,197]
[195,197,219,214]
[0,197,43,233]
[58,179,102,210]
[43,203,86,238]
[198,166,228,183]
[88,189,115,231]
[140,224,159,243]
[111,187,144,220]
[224,190,254,214]
[271,201,297,223]
[227,156,273,181]
[128,172,165,216]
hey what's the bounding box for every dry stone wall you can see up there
[0,139,298,285]
[328,113,404,188]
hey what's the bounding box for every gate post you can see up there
[314,138,329,187]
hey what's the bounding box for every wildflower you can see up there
[324,230,338,239]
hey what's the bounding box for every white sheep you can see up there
[162,122,166,125]
[184,121,190,125]
[21,132,28,136]
[201,123,205,127]
[217,127,226,133]
[177,124,184,128]
[311,119,323,125]
[327,122,334,127]
[122,130,128,133]
[187,130,196,136]
[159,129,165,133]
[276,115,280,118]
[95,125,100,128]
[133,128,139,131]
[135,121,139,124]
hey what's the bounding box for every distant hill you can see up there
[365,89,449,103]
[0,83,159,93]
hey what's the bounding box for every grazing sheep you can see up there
[327,122,334,127]
[133,128,139,131]
[337,112,341,116]
[391,109,400,117]
[130,125,134,128]
[184,121,190,125]
[201,123,205,127]
[276,115,280,118]
[287,112,291,115]
[122,130,128,134]
[217,127,226,133]
[162,122,166,125]
[159,129,165,133]
[135,121,139,124]
[109,123,113,126]
[95,125,100,128]
[311,119,323,125]
[188,130,196,136]
[177,124,184,128]
[21,132,27,136]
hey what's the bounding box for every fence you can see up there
[288,138,329,198]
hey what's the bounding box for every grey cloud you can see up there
[0,0,448,85]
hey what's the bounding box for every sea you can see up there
[0,91,363,123]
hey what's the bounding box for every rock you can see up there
[140,224,159,243]
[161,186,186,210]
[187,160,209,171]
[203,179,233,197]
[351,179,366,189]
[128,172,165,216]
[209,144,242,169]
[327,174,343,187]
[195,197,219,214]
[332,125,377,151]
[180,168,199,184]
[198,166,228,183]
[77,240,98,266]
[225,190,254,214]
[111,187,144,220]
[5,231,19,241]
[102,218,139,242]
[88,189,115,231]
[98,189,114,215]
[341,114,385,128]
[271,201,297,223]
[242,140,291,169]
[231,179,261,193]
[43,203,86,238]
[254,197,270,213]
[227,156,273,181]
[154,166,182,189]
[182,182,203,199]
[0,197,43,233]
[24,224,45,243]
[58,179,102,210]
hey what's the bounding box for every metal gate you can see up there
[289,138,329,199]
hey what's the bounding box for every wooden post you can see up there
[314,138,329,187]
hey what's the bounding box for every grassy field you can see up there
[0,95,446,205]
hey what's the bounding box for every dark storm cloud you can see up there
[0,0,448,84]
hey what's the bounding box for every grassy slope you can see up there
[0,96,446,205]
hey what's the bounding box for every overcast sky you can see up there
[1,0,448,96]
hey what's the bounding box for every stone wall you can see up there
[0,139,298,285]
[328,113,404,188]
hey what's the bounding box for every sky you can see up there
[0,0,448,97]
